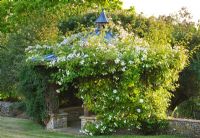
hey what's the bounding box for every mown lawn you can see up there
[0,116,183,138]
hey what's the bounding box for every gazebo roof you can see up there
[32,10,114,62]
[95,10,109,24]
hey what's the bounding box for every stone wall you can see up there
[0,101,15,116]
[79,116,200,137]
[167,118,200,138]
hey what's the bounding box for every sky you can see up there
[123,0,200,23]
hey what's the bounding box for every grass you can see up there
[0,116,183,138]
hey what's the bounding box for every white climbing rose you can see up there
[136,108,141,113]
[80,60,85,65]
[114,58,120,64]
[139,99,144,103]
[113,89,117,94]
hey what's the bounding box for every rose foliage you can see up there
[26,28,187,135]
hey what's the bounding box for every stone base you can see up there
[46,113,68,130]
[79,116,97,129]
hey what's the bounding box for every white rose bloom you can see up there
[108,115,112,120]
[121,61,125,66]
[80,60,85,65]
[113,89,117,94]
[56,89,60,93]
[116,97,119,101]
[136,108,141,113]
[57,81,62,85]
[57,56,66,62]
[139,99,144,103]
[136,125,141,130]
[141,54,147,61]
[76,53,80,57]
[122,67,126,72]
[129,60,134,64]
[96,124,100,129]
[35,44,41,49]
[66,70,70,76]
[114,58,120,64]
[67,53,74,60]
[83,54,88,58]
[50,60,56,66]
[60,38,68,45]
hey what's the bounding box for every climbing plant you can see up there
[26,27,188,134]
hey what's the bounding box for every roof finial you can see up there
[95,9,109,24]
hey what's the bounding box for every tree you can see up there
[162,8,200,108]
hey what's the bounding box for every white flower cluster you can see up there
[25,44,52,53]
[114,58,120,64]
[80,128,93,136]
[56,56,66,62]
[80,121,111,136]
[135,46,148,55]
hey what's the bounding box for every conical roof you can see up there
[95,10,109,23]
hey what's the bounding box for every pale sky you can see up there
[123,0,200,23]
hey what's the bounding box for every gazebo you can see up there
[45,10,114,131]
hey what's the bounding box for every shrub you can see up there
[18,64,49,124]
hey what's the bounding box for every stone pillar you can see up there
[79,116,97,129]
[46,113,68,130]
